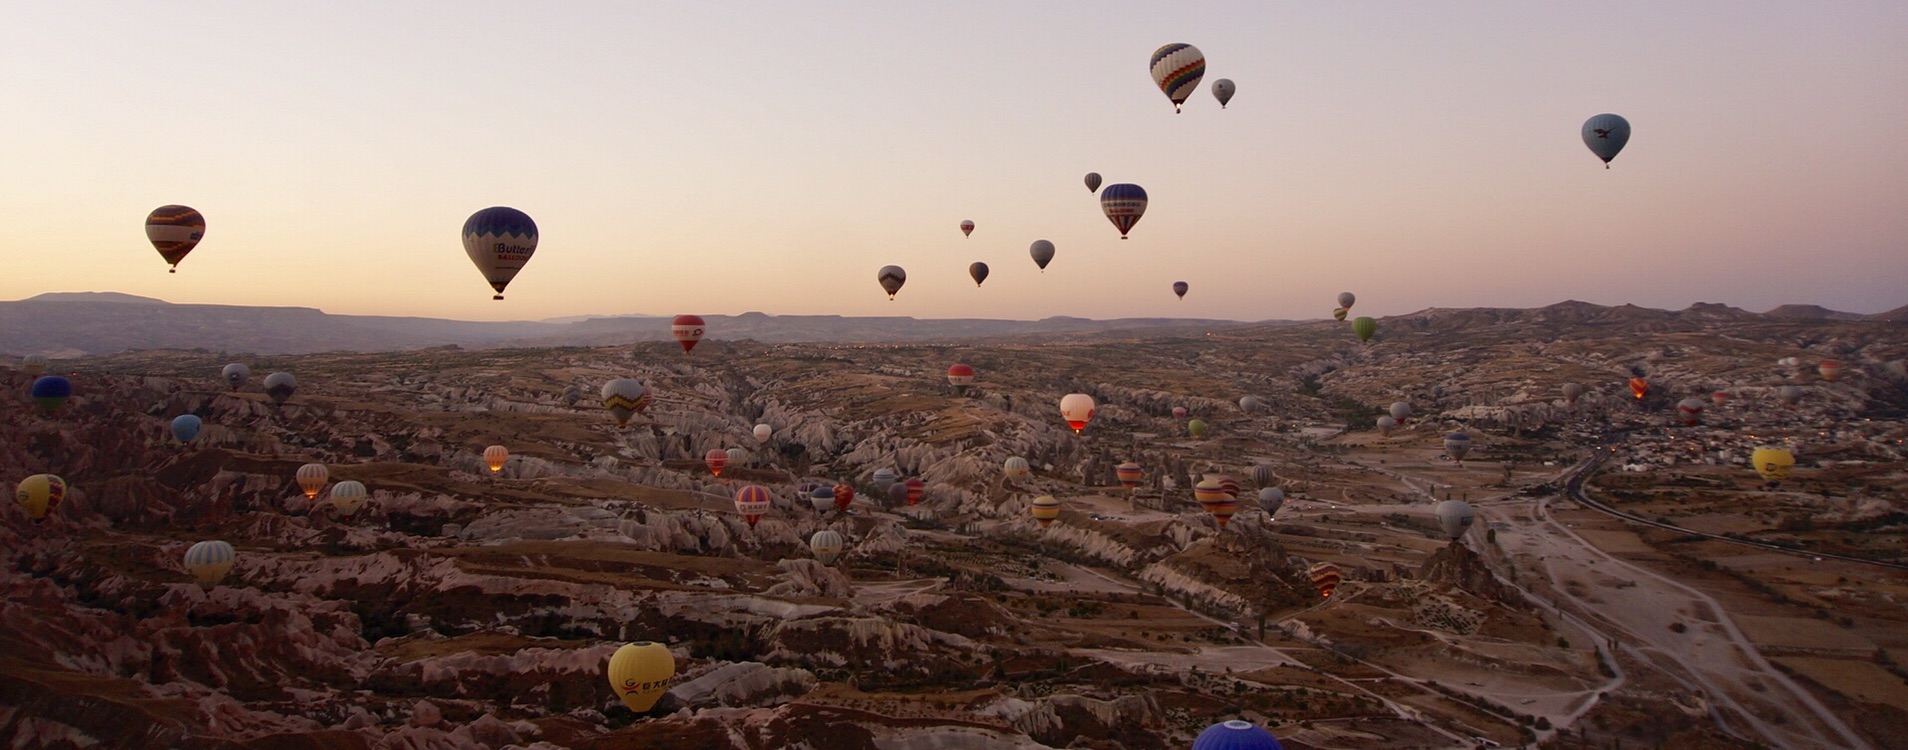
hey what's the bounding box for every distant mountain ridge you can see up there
[2,293,1898,356]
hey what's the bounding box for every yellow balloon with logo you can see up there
[606,642,675,713]
[16,474,67,524]
[1751,447,1795,483]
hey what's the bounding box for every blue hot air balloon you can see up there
[1172,281,1188,299]
[171,414,203,442]
[30,375,72,414]
[1582,114,1631,168]
[1100,184,1148,239]
[1192,720,1283,750]
[462,207,539,300]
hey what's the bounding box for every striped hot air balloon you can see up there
[809,484,836,514]
[810,529,845,565]
[1004,457,1032,479]
[903,478,925,506]
[733,485,771,528]
[1250,464,1276,487]
[462,206,538,300]
[1194,479,1238,528]
[1309,562,1342,598]
[1149,43,1206,113]
[184,540,236,589]
[296,463,328,499]
[484,445,508,473]
[1030,495,1061,528]
[601,379,651,426]
[1192,720,1283,750]
[671,315,705,352]
[1115,462,1143,489]
[871,468,898,496]
[831,483,855,513]
[705,449,728,477]
[1084,172,1101,192]
[1099,184,1148,239]
[146,205,205,272]
[1216,476,1241,499]
[330,480,368,516]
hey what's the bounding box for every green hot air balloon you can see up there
[1351,316,1377,343]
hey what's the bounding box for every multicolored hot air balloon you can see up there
[1819,360,1844,382]
[1444,432,1472,463]
[601,379,651,426]
[1030,240,1055,271]
[1059,393,1095,434]
[1116,462,1143,489]
[1309,562,1342,598]
[330,480,367,516]
[1628,377,1649,400]
[606,642,675,713]
[1351,317,1377,343]
[184,540,236,589]
[263,372,296,406]
[947,364,975,395]
[1099,184,1148,239]
[16,474,66,524]
[1582,113,1631,169]
[831,483,855,513]
[146,205,205,273]
[1676,398,1705,426]
[1332,307,1348,321]
[462,207,538,300]
[1192,719,1283,750]
[705,449,729,477]
[809,485,836,514]
[1217,476,1241,499]
[221,363,249,391]
[903,477,925,506]
[296,463,328,499]
[968,262,989,287]
[1084,172,1102,192]
[1030,495,1061,528]
[733,485,771,528]
[959,220,974,237]
[484,445,508,473]
[1210,79,1235,109]
[810,529,844,565]
[1194,479,1238,528]
[1004,457,1032,479]
[171,414,202,443]
[1435,500,1474,541]
[878,265,907,299]
[672,315,705,352]
[1149,43,1206,113]
[1752,447,1795,484]
[31,375,71,415]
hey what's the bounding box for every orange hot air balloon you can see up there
[1628,377,1649,400]
[1818,360,1843,382]
[296,463,328,500]
[483,445,508,473]
[1309,562,1342,598]
[672,315,705,353]
[704,449,728,477]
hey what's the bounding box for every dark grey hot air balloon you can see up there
[1582,113,1631,168]
[1029,240,1055,271]
[877,265,907,299]
[1211,78,1235,108]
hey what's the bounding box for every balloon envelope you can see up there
[330,480,368,515]
[1173,281,1188,299]
[31,376,72,414]
[1752,447,1795,483]
[1676,398,1706,426]
[15,474,66,523]
[1099,184,1148,239]
[221,363,249,390]
[1435,500,1475,540]
[1444,432,1472,462]
[733,485,771,527]
[171,414,202,442]
[1629,377,1649,400]
[959,220,974,237]
[1149,43,1206,112]
[1582,113,1631,167]
[1187,419,1208,439]
[1192,719,1284,750]
[1351,317,1377,343]
[1251,464,1276,487]
[1029,240,1055,270]
[753,424,772,442]
[1819,360,1844,382]
[968,262,989,286]
[21,355,46,376]
[1239,395,1264,413]
[1003,457,1031,478]
[263,372,297,406]
[146,205,205,272]
[296,463,328,499]
[810,529,845,565]
[1375,415,1397,434]
[1258,487,1286,516]
[947,364,975,388]
[1778,385,1804,406]
[871,468,898,495]
[1059,393,1096,433]
[705,449,729,477]
[1337,292,1356,309]
[1562,383,1585,403]
[1210,78,1235,108]
[462,206,538,299]
[1084,172,1102,192]
[1308,562,1341,598]
[484,445,508,473]
[877,265,907,299]
[601,379,651,426]
[184,540,236,588]
[606,642,675,713]
[671,315,706,353]
[1115,462,1143,489]
[1389,402,1412,420]
[1030,495,1061,527]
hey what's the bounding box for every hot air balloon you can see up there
[947,364,975,395]
[1444,432,1472,463]
[1187,419,1208,439]
[1337,292,1356,310]
[1004,457,1031,479]
[733,485,771,528]
[1059,393,1095,434]
[886,482,909,506]
[1374,414,1401,435]
[171,414,202,442]
[1819,360,1844,382]
[1029,240,1055,271]
[872,468,898,496]
[1351,317,1376,343]
[1116,462,1143,489]
[1752,447,1795,484]
[1084,172,1102,193]
[1308,562,1341,598]
[146,205,205,273]
[877,265,906,299]
[1435,500,1475,540]
[1193,719,1284,750]
[968,262,989,287]
[601,379,651,426]
[1258,487,1285,516]
[484,445,508,473]
[726,447,747,467]
[1194,478,1233,519]
[1562,383,1585,404]
[31,376,71,415]
[1628,377,1649,400]
[1216,476,1241,499]
[903,477,925,506]
[1030,495,1061,528]
[809,485,836,514]
[1582,113,1631,168]
[671,315,705,352]
[1778,385,1804,406]
[296,463,328,500]
[1332,308,1347,322]
[263,372,296,406]
[1099,184,1148,239]
[831,483,855,513]
[15,474,66,524]
[221,363,249,391]
[705,449,728,477]
[1171,406,1188,419]
[183,540,236,589]
[1173,281,1188,299]
[1239,395,1264,413]
[1676,398,1705,426]
[21,355,46,376]
[1389,402,1412,421]
[1711,391,1729,407]
[810,529,845,565]
[1210,79,1235,109]
[753,424,772,443]
[959,220,974,237]
[606,642,675,713]
[330,480,367,516]
[462,206,538,300]
[1251,465,1275,487]
[1149,43,1206,113]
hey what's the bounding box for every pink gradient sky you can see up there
[4,2,1904,322]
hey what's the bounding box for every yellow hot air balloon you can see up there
[184,540,236,589]
[1751,447,1795,484]
[1030,495,1061,528]
[606,642,675,713]
[484,445,508,473]
[16,474,67,524]
[296,463,328,499]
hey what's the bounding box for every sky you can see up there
[3,2,1905,323]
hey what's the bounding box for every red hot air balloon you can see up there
[1819,360,1844,382]
[1099,184,1148,239]
[831,483,855,513]
[672,315,705,353]
[903,477,925,506]
[1628,377,1649,400]
[1309,562,1342,598]
[959,220,974,237]
[704,449,728,477]
[947,364,975,395]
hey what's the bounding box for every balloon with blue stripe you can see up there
[1192,720,1283,750]
[1099,184,1148,239]
[462,206,539,300]
[184,540,236,589]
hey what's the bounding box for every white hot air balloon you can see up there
[183,540,236,589]
[1435,500,1475,540]
[1059,394,1096,434]
[810,529,845,565]
[330,480,368,516]
[753,424,772,442]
